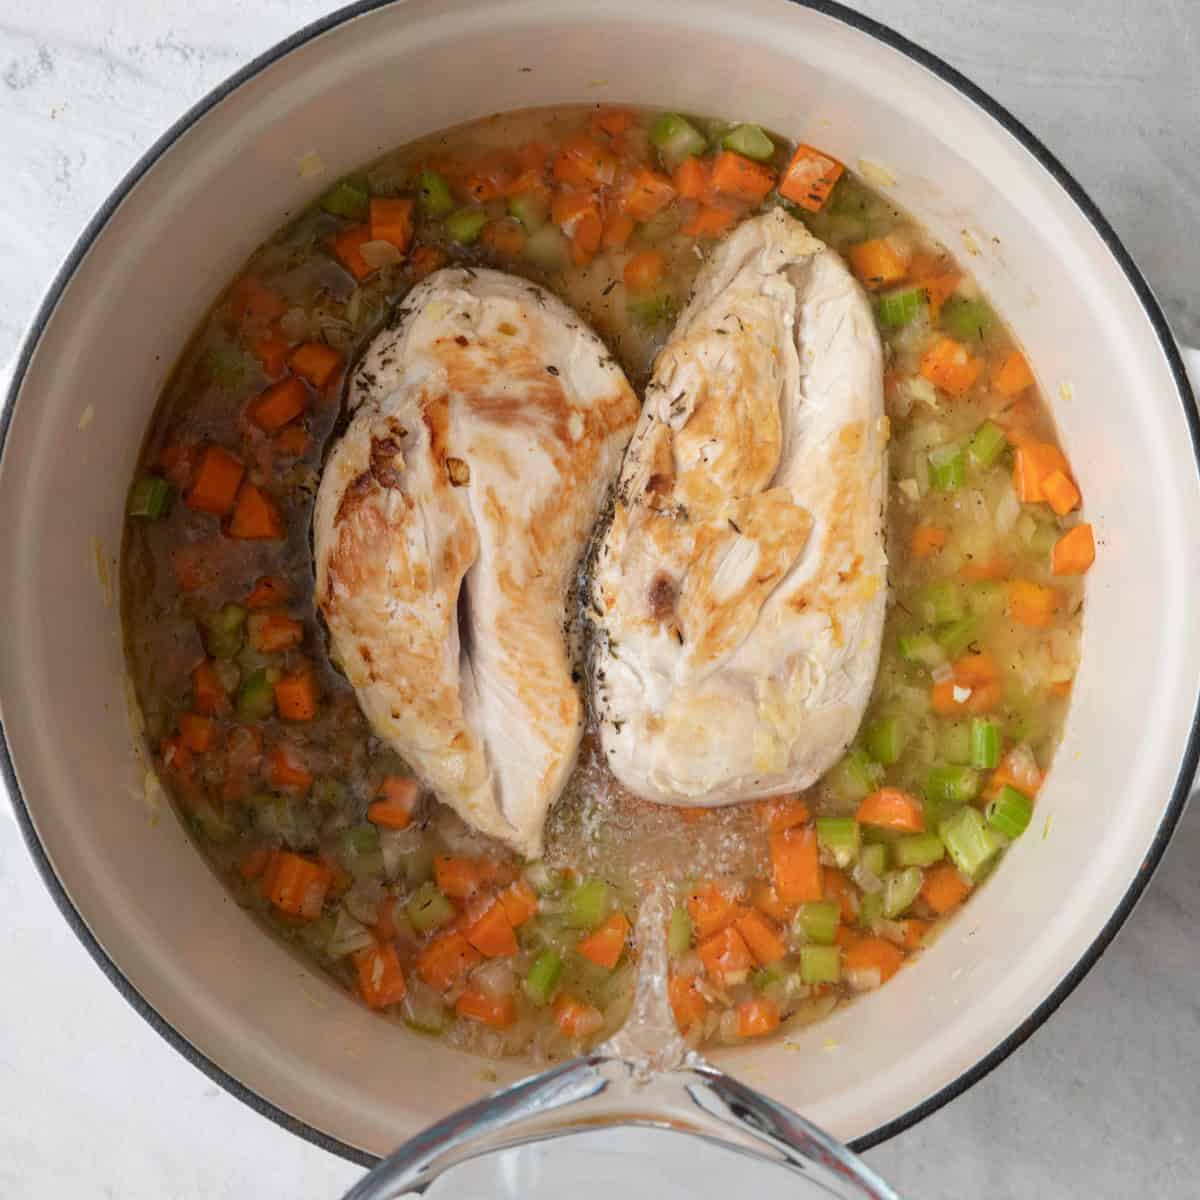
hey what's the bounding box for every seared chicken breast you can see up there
[592,209,886,806]
[314,269,639,857]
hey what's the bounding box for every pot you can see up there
[2,0,1197,1165]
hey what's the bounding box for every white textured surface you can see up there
[1,2,1198,1198]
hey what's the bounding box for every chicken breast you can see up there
[591,209,886,806]
[314,268,639,857]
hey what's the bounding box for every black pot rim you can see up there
[3,0,1197,1172]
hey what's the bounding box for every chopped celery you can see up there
[1029,521,1060,557]
[857,890,884,930]
[940,806,1003,877]
[523,861,564,896]
[523,224,569,270]
[626,292,675,326]
[668,906,692,956]
[507,189,549,232]
[193,802,236,844]
[320,178,369,220]
[406,882,455,933]
[793,901,840,945]
[894,832,945,868]
[343,824,380,856]
[882,867,924,918]
[827,748,883,804]
[524,948,564,1005]
[898,630,945,669]
[941,296,993,342]
[860,842,889,879]
[312,778,347,807]
[939,722,972,764]
[987,785,1033,838]
[876,286,926,329]
[967,580,1007,619]
[799,944,841,985]
[206,603,247,661]
[400,844,434,887]
[968,420,1008,469]
[128,476,174,520]
[926,764,981,806]
[865,717,906,765]
[418,169,454,217]
[327,909,375,958]
[816,816,861,868]
[403,985,449,1034]
[721,123,775,161]
[444,208,487,244]
[970,719,1001,769]
[928,443,966,491]
[752,963,788,992]
[649,112,707,169]
[916,579,965,626]
[235,667,275,721]
[346,848,384,881]
[565,878,611,930]
[937,616,979,658]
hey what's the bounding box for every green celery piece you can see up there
[876,286,926,329]
[939,721,971,764]
[445,208,488,244]
[864,717,905,765]
[649,113,707,169]
[343,824,380,856]
[816,816,861,868]
[406,883,456,933]
[193,802,236,844]
[1029,521,1060,557]
[898,630,945,669]
[928,443,966,491]
[205,603,247,661]
[987,785,1033,838]
[566,878,611,930]
[507,190,549,232]
[418,169,454,217]
[793,901,840,946]
[967,580,1007,619]
[970,719,1001,769]
[721,123,775,161]
[968,420,1008,469]
[937,616,979,658]
[799,944,841,985]
[627,292,675,326]
[941,296,993,342]
[320,178,369,220]
[668,906,692,956]
[236,666,275,721]
[827,748,883,804]
[312,778,347,807]
[894,832,945,868]
[918,579,965,626]
[859,842,888,879]
[940,806,1003,877]
[926,764,981,806]
[524,948,564,1005]
[882,867,924,918]
[752,963,788,992]
[127,476,174,520]
[857,890,884,931]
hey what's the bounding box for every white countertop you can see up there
[2,3,1199,1197]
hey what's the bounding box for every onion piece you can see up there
[359,239,405,269]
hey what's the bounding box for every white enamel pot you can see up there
[2,0,1197,1166]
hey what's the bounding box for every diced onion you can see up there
[344,880,384,925]
[995,485,1020,534]
[359,239,405,269]
[931,662,954,685]
[280,306,311,341]
[852,861,883,894]
[845,966,883,992]
[472,959,516,998]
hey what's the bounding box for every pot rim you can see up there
[2,0,1197,1169]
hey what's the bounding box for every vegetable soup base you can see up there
[122,106,1092,1061]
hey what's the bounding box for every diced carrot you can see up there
[551,187,597,230]
[553,994,605,1039]
[265,851,332,919]
[266,745,312,793]
[330,224,376,282]
[756,797,806,834]
[823,867,858,924]
[988,748,1044,799]
[994,349,1035,397]
[918,273,961,321]
[374,892,399,940]
[847,239,908,290]
[229,276,286,325]
[734,910,787,966]
[170,545,211,593]
[1052,523,1095,576]
[238,845,272,882]
[480,217,527,258]
[576,912,630,970]
[623,249,665,292]
[921,862,972,915]
[276,425,310,457]
[1012,441,1071,504]
[418,930,481,991]
[178,712,216,753]
[1042,470,1081,516]
[409,244,447,281]
[186,446,245,516]
[749,880,793,923]
[515,140,548,172]
[229,482,284,540]
[191,659,229,716]
[1049,678,1074,698]
[769,825,823,905]
[857,788,925,833]
[552,135,617,188]
[602,211,635,249]
[843,936,905,986]
[919,336,983,396]
[911,524,948,559]
[466,900,518,958]
[620,167,676,221]
[462,151,517,203]
[709,150,776,204]
[736,996,781,1038]
[434,855,490,900]
[669,974,708,1031]
[158,440,197,490]
[367,775,420,829]
[959,557,1010,582]
[589,108,635,140]
[455,987,516,1029]
[834,924,862,950]
[778,143,844,212]
[569,210,603,266]
[246,325,291,378]
[274,663,318,721]
[672,156,710,202]
[687,883,740,939]
[355,943,408,1009]
[369,196,414,252]
[697,925,754,986]
[1008,579,1061,629]
[681,204,737,239]
[248,609,303,653]
[246,575,288,609]
[497,879,539,928]
[896,919,930,951]
[931,652,1003,717]
[289,342,344,390]
[248,377,309,433]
